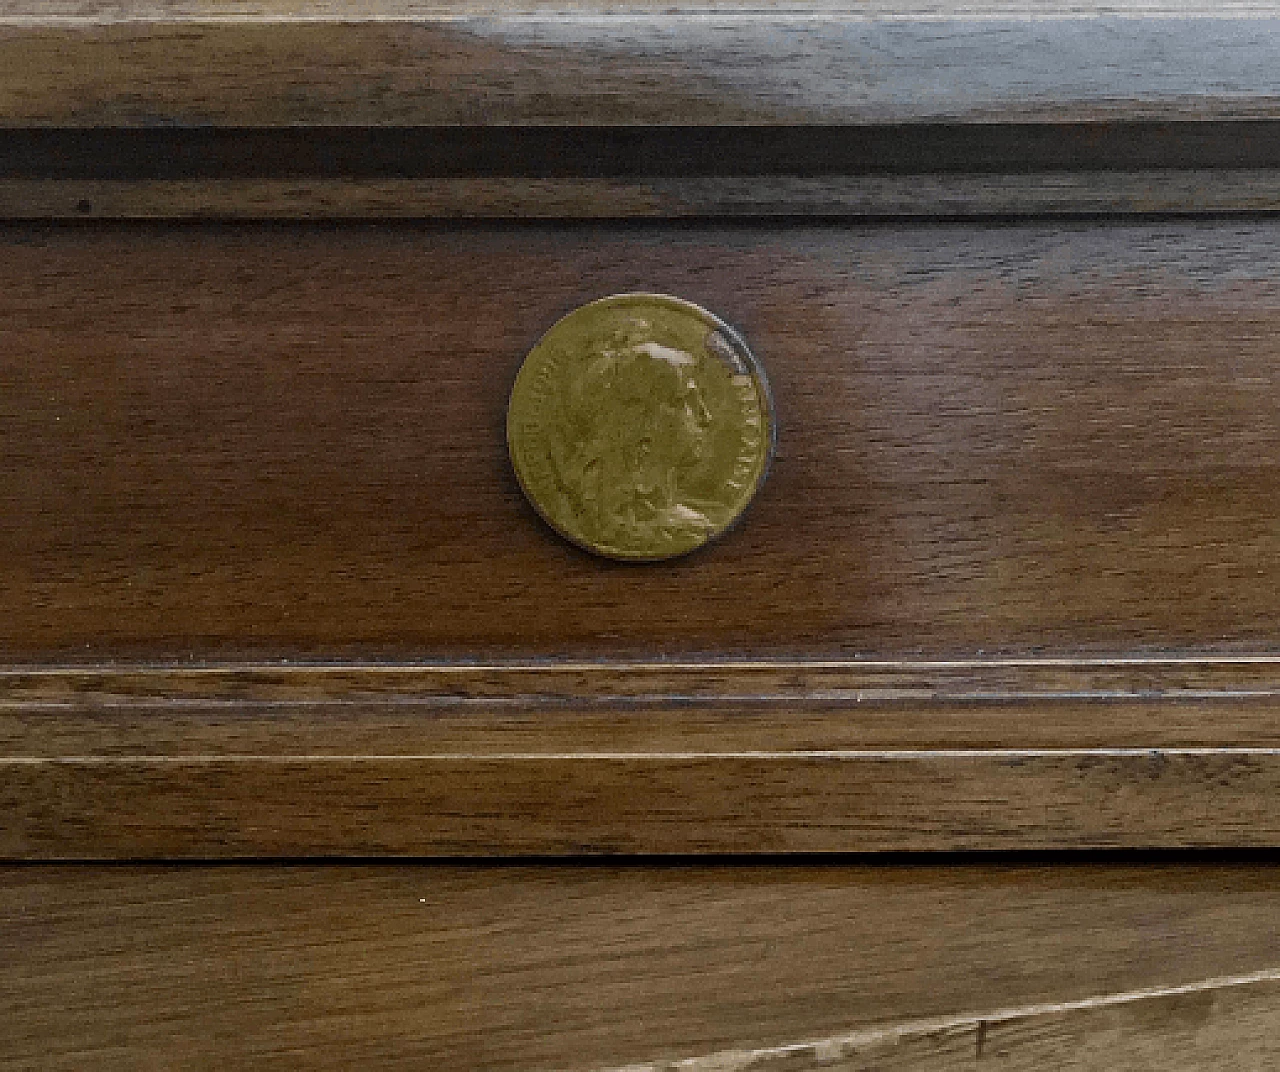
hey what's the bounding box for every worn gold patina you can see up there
[508,294,774,561]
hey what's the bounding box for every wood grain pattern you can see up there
[2,219,1278,661]
[5,218,1279,853]
[5,2,1272,14]
[6,659,1280,856]
[3,9,1280,128]
[4,861,1280,1069]
[615,971,1280,1070]
[7,171,1280,220]
[10,661,1280,752]
[12,748,1280,857]
[6,6,1280,1064]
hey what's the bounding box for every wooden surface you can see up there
[6,5,1280,1066]
[3,660,1280,857]
[12,742,1280,857]
[4,860,1280,1069]
[4,216,1280,853]
[4,4,1280,128]
[8,171,1280,220]
[2,219,1277,660]
[7,130,1280,219]
[5,4,1280,218]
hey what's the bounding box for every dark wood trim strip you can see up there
[7,123,1280,181]
[7,172,1280,219]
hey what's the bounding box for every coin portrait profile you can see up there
[507,294,775,561]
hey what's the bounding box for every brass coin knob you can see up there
[507,294,775,561]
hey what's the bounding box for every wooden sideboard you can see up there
[3,3,1280,1067]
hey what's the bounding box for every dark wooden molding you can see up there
[7,656,1280,706]
[5,9,1280,129]
[5,658,1280,858]
[9,123,1280,181]
[5,8,1280,216]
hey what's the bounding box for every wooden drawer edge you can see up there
[6,658,1280,858]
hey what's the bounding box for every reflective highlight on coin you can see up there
[507,294,774,561]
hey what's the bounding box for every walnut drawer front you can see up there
[3,5,1280,858]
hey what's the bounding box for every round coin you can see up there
[507,294,775,561]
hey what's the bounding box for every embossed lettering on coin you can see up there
[507,294,774,561]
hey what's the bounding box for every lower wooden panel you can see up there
[3,861,1280,1070]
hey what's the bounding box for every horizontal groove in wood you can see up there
[8,123,1280,180]
[8,172,1280,220]
[5,657,1280,703]
[3,14,1280,128]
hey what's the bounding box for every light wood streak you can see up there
[599,969,1280,1071]
[6,657,1280,698]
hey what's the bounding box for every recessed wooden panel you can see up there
[1,220,1277,660]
